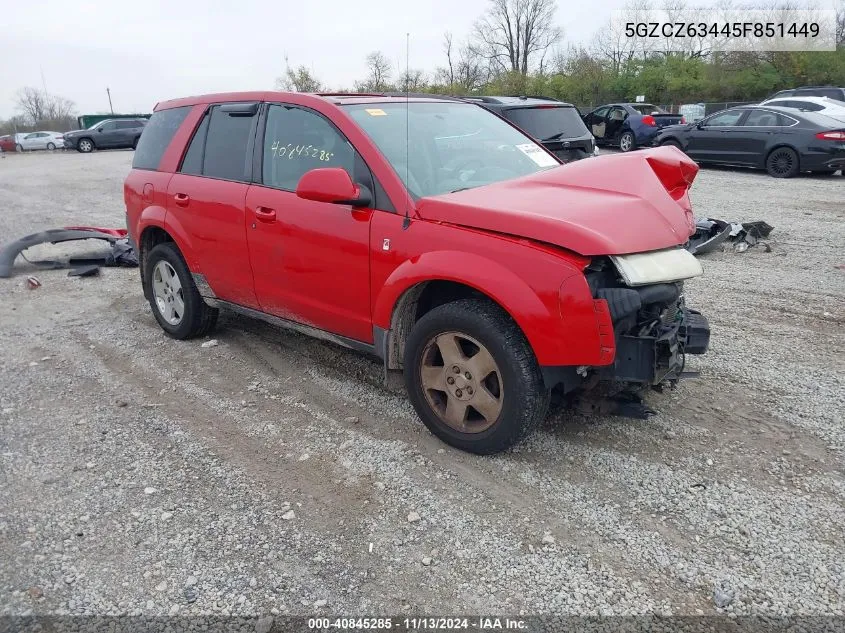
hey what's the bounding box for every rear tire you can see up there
[404,298,549,455]
[77,138,94,153]
[46,142,56,151]
[619,131,635,152]
[15,144,22,152]
[766,147,799,178]
[145,242,218,339]
[132,137,139,150]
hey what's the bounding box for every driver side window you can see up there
[262,105,355,192]
[703,110,744,127]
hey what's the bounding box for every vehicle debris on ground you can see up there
[0,226,138,278]
[687,218,774,255]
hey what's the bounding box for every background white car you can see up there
[760,96,845,123]
[17,131,65,151]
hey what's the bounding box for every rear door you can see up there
[165,103,260,308]
[740,109,797,164]
[584,106,610,140]
[244,102,374,342]
[115,120,140,146]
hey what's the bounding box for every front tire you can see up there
[404,298,550,455]
[145,242,218,339]
[766,147,799,178]
[661,139,683,151]
[77,138,94,153]
[619,131,635,152]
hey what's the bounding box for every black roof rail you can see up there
[507,94,561,101]
[380,92,466,102]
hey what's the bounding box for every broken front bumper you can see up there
[600,307,710,385]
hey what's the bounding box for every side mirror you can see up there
[296,168,372,208]
[695,121,705,129]
[97,127,104,133]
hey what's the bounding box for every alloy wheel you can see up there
[769,150,794,176]
[419,331,504,433]
[152,261,185,325]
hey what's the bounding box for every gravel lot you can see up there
[1,150,844,621]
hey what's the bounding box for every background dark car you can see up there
[63,118,148,153]
[583,103,683,152]
[467,96,596,163]
[766,86,845,103]
[655,105,845,177]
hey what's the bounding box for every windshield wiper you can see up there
[450,187,473,193]
[541,132,565,141]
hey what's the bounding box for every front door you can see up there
[585,106,610,141]
[685,109,748,163]
[245,103,373,343]
[165,104,260,308]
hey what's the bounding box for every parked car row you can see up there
[0,118,149,154]
[655,105,845,177]
[0,131,65,152]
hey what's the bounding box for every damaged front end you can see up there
[586,251,710,388]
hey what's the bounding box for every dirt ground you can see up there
[1,149,844,619]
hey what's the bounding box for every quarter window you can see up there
[262,104,354,191]
[133,106,191,171]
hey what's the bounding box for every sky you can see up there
[1,0,837,119]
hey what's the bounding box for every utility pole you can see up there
[106,87,114,114]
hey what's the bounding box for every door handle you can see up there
[174,193,190,207]
[255,206,276,222]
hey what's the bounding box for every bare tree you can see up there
[437,32,457,89]
[275,58,324,92]
[397,69,428,92]
[473,0,562,75]
[15,87,76,128]
[592,0,654,75]
[355,51,394,92]
[834,0,844,45]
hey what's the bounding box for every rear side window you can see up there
[179,111,210,176]
[202,105,257,181]
[504,106,589,141]
[133,106,191,171]
[745,110,782,126]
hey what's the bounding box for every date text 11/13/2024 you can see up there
[307,617,529,630]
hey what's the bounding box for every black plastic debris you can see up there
[687,218,774,256]
[68,265,101,277]
[0,227,138,278]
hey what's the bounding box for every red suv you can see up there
[125,91,710,454]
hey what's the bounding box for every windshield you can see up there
[503,106,589,141]
[344,102,559,197]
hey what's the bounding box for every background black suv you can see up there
[64,118,148,153]
[466,96,596,163]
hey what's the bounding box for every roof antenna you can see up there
[402,32,411,230]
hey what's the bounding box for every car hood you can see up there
[416,146,698,256]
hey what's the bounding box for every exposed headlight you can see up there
[610,248,702,286]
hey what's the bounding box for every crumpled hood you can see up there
[416,146,698,256]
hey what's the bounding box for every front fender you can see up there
[373,250,570,366]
